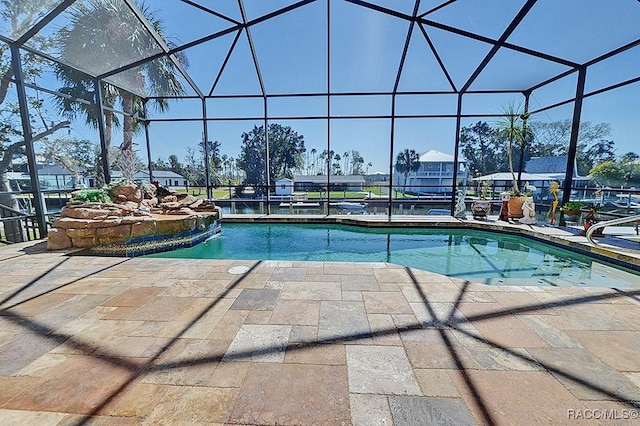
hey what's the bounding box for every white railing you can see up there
[586,214,640,246]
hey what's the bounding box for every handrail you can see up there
[0,203,40,243]
[586,214,640,245]
[0,203,27,217]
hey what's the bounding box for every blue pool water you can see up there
[149,223,640,287]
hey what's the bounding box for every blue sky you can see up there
[19,0,640,173]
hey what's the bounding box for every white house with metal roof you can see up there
[110,170,188,189]
[394,150,467,195]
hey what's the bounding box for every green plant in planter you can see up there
[480,180,491,199]
[559,201,586,214]
[70,189,112,204]
[508,189,532,197]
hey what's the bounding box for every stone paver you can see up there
[450,370,592,426]
[318,300,371,342]
[228,288,280,310]
[0,238,638,424]
[223,324,291,363]
[349,393,393,426]
[389,396,475,426]
[346,345,421,395]
[228,363,350,425]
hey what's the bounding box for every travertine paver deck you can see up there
[0,239,639,425]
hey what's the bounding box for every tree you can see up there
[183,146,204,187]
[459,121,502,177]
[349,150,366,175]
[589,161,626,187]
[54,0,186,182]
[529,120,614,175]
[343,151,350,174]
[497,102,530,194]
[582,139,616,171]
[589,156,640,188]
[620,152,640,163]
[333,153,342,175]
[41,137,95,187]
[309,148,317,174]
[0,1,71,210]
[150,157,169,171]
[318,150,333,175]
[199,139,222,185]
[168,154,184,176]
[237,124,306,192]
[394,149,420,193]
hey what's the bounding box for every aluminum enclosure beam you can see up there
[10,45,47,237]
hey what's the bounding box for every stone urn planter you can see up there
[471,199,491,219]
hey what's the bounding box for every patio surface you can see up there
[0,219,639,425]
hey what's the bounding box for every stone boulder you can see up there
[160,195,178,203]
[177,194,198,205]
[110,183,143,203]
[143,183,157,199]
[141,197,158,208]
[47,228,72,250]
[47,198,220,253]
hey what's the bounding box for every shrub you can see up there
[560,201,585,212]
[70,189,112,204]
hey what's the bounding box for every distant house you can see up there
[274,178,294,196]
[38,164,89,189]
[293,175,366,192]
[110,170,188,189]
[5,171,32,192]
[394,150,467,194]
[524,156,589,187]
[366,171,389,183]
[6,164,88,191]
[472,156,591,200]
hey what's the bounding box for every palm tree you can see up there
[310,148,317,174]
[343,151,350,175]
[394,149,420,194]
[497,102,530,194]
[54,0,186,182]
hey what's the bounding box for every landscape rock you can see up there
[159,201,181,210]
[160,195,177,203]
[110,182,143,203]
[141,197,158,208]
[46,228,72,250]
[165,207,195,215]
[47,192,220,253]
[61,208,111,220]
[178,194,198,205]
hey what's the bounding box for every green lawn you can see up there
[177,186,386,200]
[174,187,229,199]
[306,191,368,199]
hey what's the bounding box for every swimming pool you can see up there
[149,223,640,287]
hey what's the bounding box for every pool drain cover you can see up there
[228,266,250,275]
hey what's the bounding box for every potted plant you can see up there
[560,200,585,223]
[471,180,492,219]
[497,102,532,219]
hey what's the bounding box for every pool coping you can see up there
[221,213,640,271]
